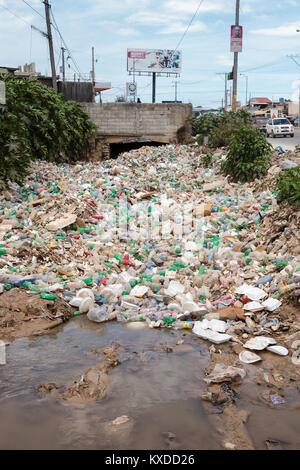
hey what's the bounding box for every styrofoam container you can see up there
[262,298,282,312]
[239,350,261,364]
[193,323,232,344]
[209,319,228,333]
[130,285,149,297]
[243,301,264,312]
[235,284,267,301]
[244,337,276,351]
[267,345,289,356]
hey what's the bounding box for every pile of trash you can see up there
[0,144,299,354]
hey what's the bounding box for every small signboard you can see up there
[127,82,137,97]
[231,25,243,53]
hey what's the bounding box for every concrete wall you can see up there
[81,102,193,160]
[288,102,300,116]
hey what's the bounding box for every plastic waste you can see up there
[193,322,232,344]
[79,297,94,313]
[267,345,289,356]
[239,350,261,364]
[235,284,267,301]
[261,298,282,312]
[244,337,276,351]
[87,307,108,323]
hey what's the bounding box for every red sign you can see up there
[128,51,146,60]
[231,25,243,53]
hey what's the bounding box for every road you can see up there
[267,128,300,151]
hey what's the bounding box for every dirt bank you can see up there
[38,344,120,404]
[0,288,73,343]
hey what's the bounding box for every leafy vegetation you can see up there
[115,95,126,102]
[276,167,300,208]
[201,152,213,168]
[0,74,97,189]
[221,127,272,182]
[191,110,254,148]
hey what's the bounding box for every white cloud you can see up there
[159,20,207,35]
[162,0,228,14]
[100,20,139,36]
[250,21,300,37]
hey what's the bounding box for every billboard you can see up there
[230,25,243,53]
[127,49,182,74]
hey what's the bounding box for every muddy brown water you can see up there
[0,317,299,450]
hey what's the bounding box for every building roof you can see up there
[0,66,18,73]
[250,97,272,104]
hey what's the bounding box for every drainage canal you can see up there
[110,141,164,159]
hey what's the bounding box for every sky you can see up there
[1,0,300,107]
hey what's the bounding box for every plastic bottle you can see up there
[174,320,194,329]
[87,307,107,323]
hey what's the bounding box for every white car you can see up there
[266,118,294,138]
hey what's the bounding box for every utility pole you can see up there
[173,80,178,102]
[92,47,95,103]
[240,73,248,106]
[232,0,240,111]
[43,0,57,92]
[217,73,229,111]
[61,47,66,82]
[152,73,156,103]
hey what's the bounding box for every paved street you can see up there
[267,128,300,151]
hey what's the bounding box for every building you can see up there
[248,97,272,110]
[0,66,18,75]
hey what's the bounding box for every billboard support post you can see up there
[152,73,156,103]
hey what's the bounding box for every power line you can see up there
[21,0,45,19]
[50,9,84,80]
[0,3,47,37]
[0,3,32,27]
[173,0,205,53]
[240,57,286,73]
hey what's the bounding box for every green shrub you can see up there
[201,152,213,168]
[191,109,253,148]
[276,167,300,207]
[0,74,97,189]
[221,127,272,182]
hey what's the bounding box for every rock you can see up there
[111,416,132,426]
[204,364,246,384]
[224,442,236,450]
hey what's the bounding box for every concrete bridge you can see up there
[80,102,193,159]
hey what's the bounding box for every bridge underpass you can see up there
[80,102,193,160]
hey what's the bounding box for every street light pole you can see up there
[240,73,248,106]
[288,50,300,126]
